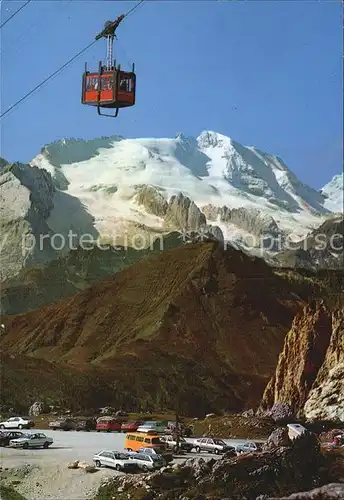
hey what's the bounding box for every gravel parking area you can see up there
[0,429,257,500]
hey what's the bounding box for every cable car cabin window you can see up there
[85,76,114,92]
[101,77,113,91]
[119,78,132,93]
[86,76,100,91]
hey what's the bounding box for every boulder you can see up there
[77,461,90,469]
[265,483,344,499]
[28,401,49,416]
[67,461,79,469]
[182,457,215,481]
[84,465,97,473]
[242,409,255,418]
[262,427,291,451]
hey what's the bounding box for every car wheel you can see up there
[195,446,201,453]
[115,464,121,471]
[95,460,101,468]
[43,442,49,448]
[18,425,23,429]
[142,465,149,472]
[23,442,29,449]
[214,448,220,455]
[0,425,4,429]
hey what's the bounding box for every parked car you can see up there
[49,418,76,431]
[136,421,168,434]
[9,432,53,449]
[193,437,236,455]
[121,420,142,433]
[75,418,96,431]
[128,451,165,471]
[93,450,138,472]
[96,416,122,432]
[0,416,35,430]
[0,431,25,447]
[160,434,193,452]
[236,441,260,454]
[136,446,173,464]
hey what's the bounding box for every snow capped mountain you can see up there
[320,173,343,213]
[29,131,334,250]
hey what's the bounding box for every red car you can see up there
[121,420,142,432]
[96,417,122,432]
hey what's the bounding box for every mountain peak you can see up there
[197,130,232,149]
[320,172,343,213]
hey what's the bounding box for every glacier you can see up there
[29,130,337,246]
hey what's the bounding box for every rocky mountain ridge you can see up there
[0,161,58,281]
[0,241,306,413]
[259,302,344,422]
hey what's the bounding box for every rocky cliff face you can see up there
[135,185,168,217]
[0,162,57,280]
[202,203,283,250]
[304,308,344,422]
[135,187,224,240]
[164,192,207,231]
[259,302,344,421]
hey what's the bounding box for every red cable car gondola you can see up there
[81,14,136,118]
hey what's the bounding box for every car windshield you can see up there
[115,453,128,460]
[214,439,226,445]
[151,455,162,461]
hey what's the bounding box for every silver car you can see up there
[128,452,165,471]
[93,450,138,472]
[193,437,236,455]
[236,441,259,454]
[9,432,53,449]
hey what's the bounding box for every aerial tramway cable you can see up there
[0,0,145,119]
[0,0,33,29]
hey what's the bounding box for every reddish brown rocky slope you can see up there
[1,241,304,413]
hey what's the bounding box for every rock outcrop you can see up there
[262,427,291,451]
[304,308,344,422]
[274,215,344,270]
[220,206,282,249]
[259,302,344,421]
[28,401,50,416]
[135,185,168,217]
[164,192,207,231]
[0,162,57,281]
[266,483,344,500]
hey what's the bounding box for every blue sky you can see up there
[0,0,342,189]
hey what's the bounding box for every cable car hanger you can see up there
[81,13,136,118]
